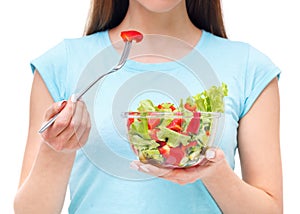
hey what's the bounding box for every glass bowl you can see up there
[122,111,221,168]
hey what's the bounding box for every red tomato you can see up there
[157,103,176,111]
[186,112,201,134]
[127,112,139,129]
[158,144,170,156]
[167,118,185,132]
[181,141,198,152]
[186,141,198,148]
[184,103,197,112]
[127,118,134,129]
[158,141,167,147]
[164,147,184,165]
[149,128,160,141]
[147,113,161,129]
[169,104,176,111]
[120,30,143,43]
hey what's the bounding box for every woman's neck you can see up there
[109,0,201,47]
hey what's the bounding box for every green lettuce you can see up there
[137,99,156,112]
[192,82,228,112]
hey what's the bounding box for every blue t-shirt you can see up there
[30,30,280,214]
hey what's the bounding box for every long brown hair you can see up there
[84,0,227,38]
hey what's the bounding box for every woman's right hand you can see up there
[40,98,91,153]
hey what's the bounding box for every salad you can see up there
[125,83,228,168]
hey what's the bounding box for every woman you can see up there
[14,0,283,213]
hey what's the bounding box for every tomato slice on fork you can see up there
[121,30,143,43]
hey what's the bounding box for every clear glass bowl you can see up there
[123,111,221,168]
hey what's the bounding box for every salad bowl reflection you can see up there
[123,111,221,168]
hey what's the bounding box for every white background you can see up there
[0,0,298,213]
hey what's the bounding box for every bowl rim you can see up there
[121,111,222,119]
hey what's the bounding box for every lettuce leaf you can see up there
[129,118,151,139]
[192,82,228,113]
[137,99,156,112]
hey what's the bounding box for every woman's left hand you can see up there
[130,148,226,185]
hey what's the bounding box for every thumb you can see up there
[205,148,225,163]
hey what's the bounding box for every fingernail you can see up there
[139,165,150,172]
[130,162,139,171]
[58,100,67,107]
[71,94,77,103]
[205,149,216,159]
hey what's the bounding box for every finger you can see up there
[44,101,91,151]
[72,101,89,140]
[132,161,197,184]
[51,100,76,135]
[205,148,225,163]
[54,101,83,146]
[52,127,82,151]
[157,168,195,185]
[40,100,74,141]
[44,100,67,120]
[56,100,87,140]
[59,102,91,150]
[64,117,91,151]
[132,161,172,177]
[76,119,91,148]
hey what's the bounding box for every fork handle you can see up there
[72,69,117,102]
[38,113,60,133]
[38,68,116,134]
[38,40,133,133]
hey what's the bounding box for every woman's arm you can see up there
[134,78,283,213]
[203,78,282,213]
[14,71,91,214]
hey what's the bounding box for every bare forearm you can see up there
[14,143,76,214]
[202,160,282,214]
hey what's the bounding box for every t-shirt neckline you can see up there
[101,30,208,72]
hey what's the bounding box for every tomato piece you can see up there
[158,144,170,156]
[127,112,140,129]
[186,141,198,148]
[156,103,176,111]
[127,118,134,129]
[148,119,160,129]
[120,30,143,43]
[164,147,184,165]
[181,141,198,152]
[158,141,166,147]
[147,113,161,130]
[167,118,185,132]
[204,125,210,136]
[186,112,201,134]
[184,103,197,112]
[157,104,163,109]
[170,104,176,111]
[149,128,160,141]
[168,124,182,132]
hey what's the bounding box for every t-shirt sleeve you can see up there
[240,45,281,118]
[30,40,68,102]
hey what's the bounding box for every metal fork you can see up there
[38,41,133,133]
